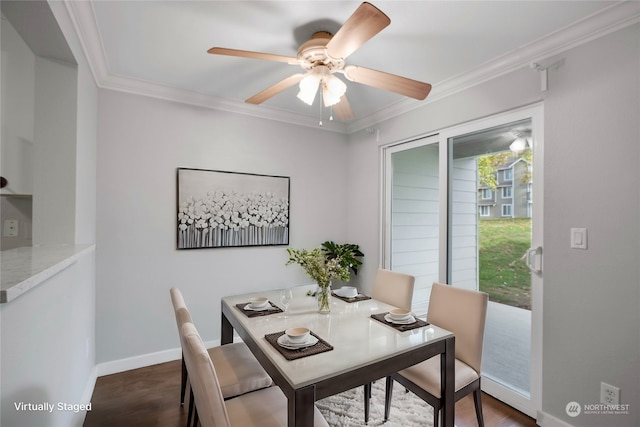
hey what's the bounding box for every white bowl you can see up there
[285,327,310,344]
[388,308,412,321]
[248,297,269,308]
[338,286,358,298]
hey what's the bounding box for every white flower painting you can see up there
[177,168,290,249]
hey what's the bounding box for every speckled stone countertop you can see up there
[0,244,95,303]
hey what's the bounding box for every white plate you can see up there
[388,313,412,321]
[335,290,359,298]
[277,334,319,350]
[244,303,273,311]
[384,314,416,325]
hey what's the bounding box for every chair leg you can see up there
[364,383,371,423]
[180,353,187,406]
[192,407,199,427]
[384,376,394,421]
[473,389,485,427]
[187,386,195,427]
[433,408,440,427]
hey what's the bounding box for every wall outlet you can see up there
[600,382,620,404]
[3,219,19,237]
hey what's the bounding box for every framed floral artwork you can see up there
[177,168,290,249]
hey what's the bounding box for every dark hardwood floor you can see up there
[84,359,537,427]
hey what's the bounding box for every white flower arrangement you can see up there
[178,189,289,248]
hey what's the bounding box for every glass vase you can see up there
[317,283,332,314]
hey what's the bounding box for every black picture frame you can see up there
[177,168,290,249]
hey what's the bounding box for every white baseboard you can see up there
[81,366,98,404]
[95,339,222,377]
[78,336,238,426]
[96,347,182,377]
[537,410,574,427]
[76,366,98,427]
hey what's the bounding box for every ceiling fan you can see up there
[207,2,432,121]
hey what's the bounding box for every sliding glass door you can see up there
[382,105,542,418]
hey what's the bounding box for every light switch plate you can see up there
[570,227,587,249]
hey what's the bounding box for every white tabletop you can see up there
[221,284,453,389]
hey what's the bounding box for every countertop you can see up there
[0,244,95,303]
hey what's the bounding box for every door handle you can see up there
[526,246,542,275]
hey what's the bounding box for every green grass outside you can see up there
[478,218,532,310]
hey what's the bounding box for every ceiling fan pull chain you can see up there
[319,95,323,126]
[329,105,334,121]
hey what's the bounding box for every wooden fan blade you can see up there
[344,65,432,100]
[332,96,354,121]
[245,73,305,104]
[207,47,298,65]
[325,2,390,60]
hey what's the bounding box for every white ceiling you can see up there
[66,1,635,132]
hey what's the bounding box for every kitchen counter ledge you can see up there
[1,244,95,303]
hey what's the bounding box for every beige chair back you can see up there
[181,322,232,427]
[170,287,187,311]
[170,288,194,328]
[372,268,415,310]
[427,282,488,374]
[175,307,192,327]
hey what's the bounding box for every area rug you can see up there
[317,379,435,427]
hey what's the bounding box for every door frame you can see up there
[438,103,543,417]
[381,103,543,418]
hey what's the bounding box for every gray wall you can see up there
[347,23,639,426]
[542,24,639,426]
[95,90,350,364]
[32,56,77,245]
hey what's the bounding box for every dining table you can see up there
[221,284,455,427]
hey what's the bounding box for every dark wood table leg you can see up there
[221,312,233,345]
[441,336,455,427]
[364,382,371,423]
[288,384,315,427]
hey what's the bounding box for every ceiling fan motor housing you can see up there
[297,31,344,72]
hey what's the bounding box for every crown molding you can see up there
[63,1,347,134]
[347,0,640,134]
[63,0,110,89]
[65,0,639,135]
[101,71,348,134]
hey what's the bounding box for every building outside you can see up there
[478,157,531,219]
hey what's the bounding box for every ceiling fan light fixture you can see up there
[322,74,347,107]
[297,73,321,105]
[509,137,528,154]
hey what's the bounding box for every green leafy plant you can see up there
[286,248,350,287]
[321,241,364,276]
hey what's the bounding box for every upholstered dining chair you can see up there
[371,268,416,312]
[180,321,330,427]
[384,282,489,427]
[169,288,272,420]
[363,268,415,422]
